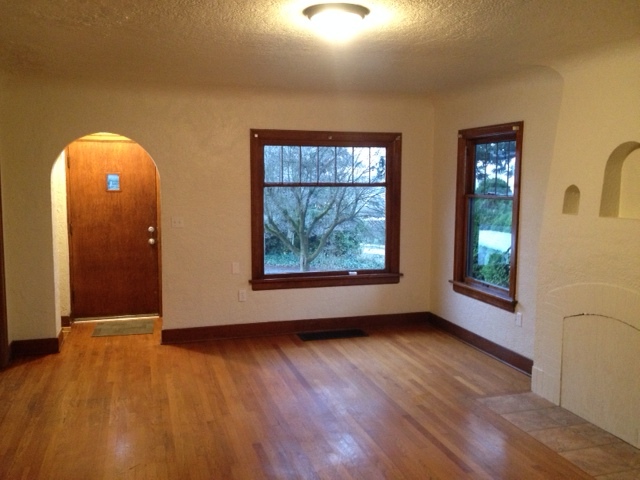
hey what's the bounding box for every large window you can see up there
[453,122,523,311]
[250,129,402,290]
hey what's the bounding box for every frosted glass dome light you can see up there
[303,3,370,41]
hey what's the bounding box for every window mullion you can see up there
[298,145,302,183]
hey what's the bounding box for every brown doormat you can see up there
[92,319,154,337]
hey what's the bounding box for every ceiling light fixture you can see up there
[303,3,370,41]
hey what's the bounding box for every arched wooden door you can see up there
[67,137,160,318]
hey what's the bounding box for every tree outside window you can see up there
[250,130,402,290]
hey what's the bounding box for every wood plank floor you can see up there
[0,320,592,479]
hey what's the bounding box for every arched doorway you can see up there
[53,133,161,320]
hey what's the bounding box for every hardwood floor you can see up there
[0,320,592,479]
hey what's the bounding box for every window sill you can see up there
[450,280,517,312]
[251,272,402,290]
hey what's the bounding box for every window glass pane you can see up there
[351,147,388,183]
[371,147,386,182]
[300,146,318,183]
[336,147,354,183]
[474,141,516,196]
[353,147,370,183]
[264,146,281,183]
[466,197,512,289]
[318,146,336,183]
[282,146,300,183]
[264,186,386,273]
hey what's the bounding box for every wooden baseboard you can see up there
[162,312,430,344]
[10,331,63,359]
[162,310,531,375]
[427,312,533,375]
[61,316,72,328]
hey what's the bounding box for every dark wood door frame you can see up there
[0,170,9,368]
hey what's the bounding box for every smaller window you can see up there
[250,129,402,290]
[452,122,523,311]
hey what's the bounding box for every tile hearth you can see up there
[480,393,640,479]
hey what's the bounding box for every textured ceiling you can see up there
[0,0,638,93]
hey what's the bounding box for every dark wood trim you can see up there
[162,312,429,344]
[249,129,402,290]
[427,312,532,375]
[155,167,163,317]
[451,280,517,312]
[61,316,72,328]
[250,272,401,290]
[453,122,523,311]
[0,168,8,369]
[10,332,63,359]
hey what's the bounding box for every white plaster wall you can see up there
[533,42,640,405]
[0,90,59,340]
[429,68,564,359]
[0,79,433,340]
[51,152,71,318]
[562,313,639,448]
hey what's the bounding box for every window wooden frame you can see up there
[452,122,523,311]
[250,129,402,290]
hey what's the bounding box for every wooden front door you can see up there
[67,138,160,318]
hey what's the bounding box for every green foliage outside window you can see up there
[466,140,516,290]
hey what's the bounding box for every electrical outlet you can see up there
[238,289,247,302]
[515,312,523,327]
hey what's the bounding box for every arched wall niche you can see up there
[599,141,640,218]
[562,184,580,215]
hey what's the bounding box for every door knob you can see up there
[148,238,156,245]
[148,226,155,233]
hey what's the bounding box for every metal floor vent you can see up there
[297,329,368,341]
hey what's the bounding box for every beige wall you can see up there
[429,68,564,359]
[0,80,433,341]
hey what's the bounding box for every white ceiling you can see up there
[0,0,638,94]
